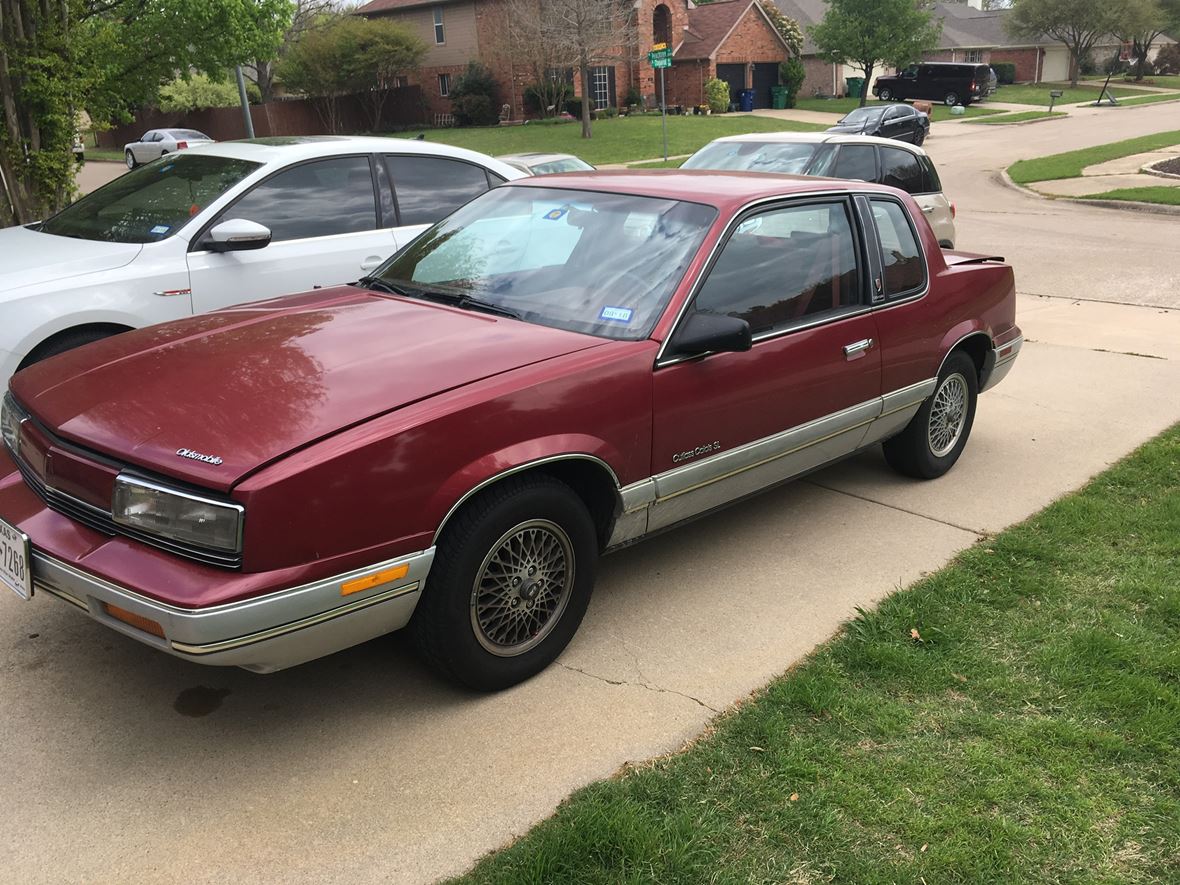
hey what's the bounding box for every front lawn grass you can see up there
[1117,92,1180,107]
[992,81,1153,106]
[457,425,1180,884]
[793,97,1003,122]
[390,115,825,166]
[964,110,1066,125]
[1082,74,1180,90]
[1008,129,1180,183]
[1081,185,1180,205]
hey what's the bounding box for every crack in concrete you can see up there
[804,480,986,537]
[1023,337,1167,360]
[1019,290,1175,312]
[557,662,720,713]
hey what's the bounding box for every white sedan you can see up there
[0,136,526,386]
[123,128,214,168]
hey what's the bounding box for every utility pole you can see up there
[236,65,256,138]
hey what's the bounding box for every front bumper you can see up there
[30,547,435,672]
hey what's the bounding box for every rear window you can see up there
[682,141,820,175]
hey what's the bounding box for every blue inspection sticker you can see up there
[543,207,569,221]
[599,306,634,323]
[150,224,171,235]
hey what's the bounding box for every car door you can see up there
[648,196,881,532]
[830,143,878,184]
[383,154,500,249]
[132,131,155,164]
[186,154,392,313]
[881,107,907,140]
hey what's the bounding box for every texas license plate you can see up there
[0,516,32,600]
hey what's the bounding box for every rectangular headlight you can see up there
[1,392,28,455]
[112,475,243,554]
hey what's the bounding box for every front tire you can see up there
[878,87,893,101]
[883,351,978,479]
[411,475,598,691]
[124,150,137,169]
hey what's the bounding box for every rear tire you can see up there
[410,475,598,691]
[878,87,893,102]
[883,351,978,479]
[943,91,959,106]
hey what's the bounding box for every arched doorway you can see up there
[653,3,671,46]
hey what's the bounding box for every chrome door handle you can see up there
[843,338,874,358]
[921,206,935,213]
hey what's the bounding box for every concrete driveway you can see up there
[4,104,1180,885]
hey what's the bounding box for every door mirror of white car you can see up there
[207,219,272,253]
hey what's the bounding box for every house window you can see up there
[438,73,451,97]
[964,49,983,63]
[394,76,409,89]
[653,4,671,45]
[433,7,445,44]
[591,66,615,109]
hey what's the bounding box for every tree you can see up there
[759,0,803,56]
[246,0,338,103]
[278,15,425,132]
[1008,0,1119,87]
[0,0,292,227]
[810,0,943,107]
[1111,0,1180,81]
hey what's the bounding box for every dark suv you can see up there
[873,62,993,106]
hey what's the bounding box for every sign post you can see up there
[647,43,673,162]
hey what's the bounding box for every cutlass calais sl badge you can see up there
[176,448,224,466]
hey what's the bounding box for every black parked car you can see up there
[873,62,993,106]
[826,104,929,144]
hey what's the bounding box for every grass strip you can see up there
[1008,129,1180,183]
[456,425,1180,884]
[626,158,686,169]
[1080,185,1180,205]
[991,82,1152,106]
[965,110,1066,125]
[1116,93,1180,107]
[388,116,825,166]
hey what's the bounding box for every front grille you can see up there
[11,435,242,570]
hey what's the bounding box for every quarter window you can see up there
[692,200,861,335]
[433,7,445,43]
[870,199,925,296]
[212,156,377,243]
[386,155,490,226]
[879,148,924,194]
[832,145,877,182]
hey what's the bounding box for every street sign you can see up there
[648,44,672,69]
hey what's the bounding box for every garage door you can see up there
[716,64,745,104]
[751,63,780,108]
[1041,47,1069,83]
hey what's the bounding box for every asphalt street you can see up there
[3,103,1180,884]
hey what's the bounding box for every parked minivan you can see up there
[873,62,993,106]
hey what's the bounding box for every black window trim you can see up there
[188,153,382,252]
[864,194,929,303]
[657,193,870,367]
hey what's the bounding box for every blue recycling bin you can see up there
[739,89,755,112]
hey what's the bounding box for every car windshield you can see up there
[681,141,819,174]
[840,107,885,124]
[373,186,717,341]
[38,153,260,244]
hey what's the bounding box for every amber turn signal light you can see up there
[104,603,165,638]
[340,563,410,597]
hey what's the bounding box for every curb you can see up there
[966,113,1068,127]
[996,168,1180,217]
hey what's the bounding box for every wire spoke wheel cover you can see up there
[470,519,575,656]
[928,372,968,457]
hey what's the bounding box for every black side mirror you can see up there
[669,312,752,358]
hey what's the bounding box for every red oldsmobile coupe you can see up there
[0,173,1021,690]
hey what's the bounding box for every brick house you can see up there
[356,0,793,122]
[774,0,1176,99]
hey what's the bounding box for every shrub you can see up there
[1155,44,1180,75]
[704,77,729,114]
[779,57,805,108]
[624,86,642,107]
[450,61,499,126]
[564,97,586,117]
[158,73,260,112]
[992,62,1016,84]
[523,80,573,117]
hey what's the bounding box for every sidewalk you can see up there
[1031,147,1180,196]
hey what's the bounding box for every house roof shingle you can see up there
[676,0,755,60]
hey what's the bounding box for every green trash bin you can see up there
[845,77,864,99]
[770,86,788,109]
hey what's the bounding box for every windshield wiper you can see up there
[357,276,407,296]
[378,279,522,320]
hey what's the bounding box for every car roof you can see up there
[186,135,527,179]
[506,169,913,212]
[700,131,929,156]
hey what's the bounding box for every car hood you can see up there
[0,224,142,294]
[827,121,872,134]
[11,287,606,491]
